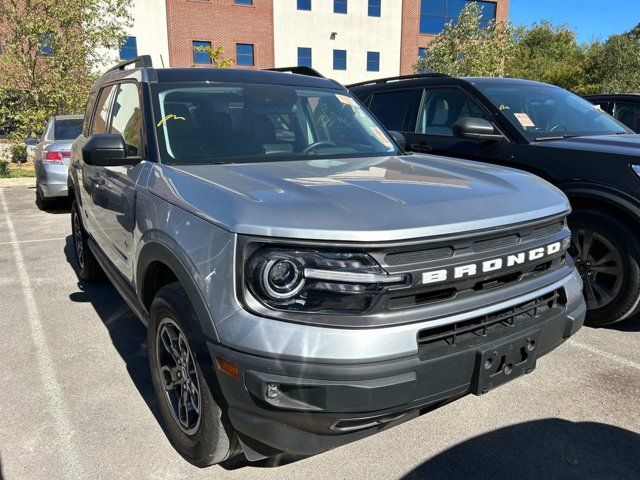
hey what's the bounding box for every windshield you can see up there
[475,83,630,141]
[151,83,398,164]
[54,118,83,140]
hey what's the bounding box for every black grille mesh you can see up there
[385,246,453,266]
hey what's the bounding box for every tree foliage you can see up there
[194,45,235,68]
[414,3,516,77]
[0,0,133,138]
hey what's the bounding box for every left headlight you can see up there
[632,165,640,179]
[245,247,407,314]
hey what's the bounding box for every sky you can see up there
[509,0,639,43]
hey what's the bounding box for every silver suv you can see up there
[69,57,585,467]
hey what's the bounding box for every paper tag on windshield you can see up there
[593,104,603,111]
[336,94,359,107]
[370,126,393,148]
[514,113,535,128]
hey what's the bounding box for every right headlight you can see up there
[245,247,407,314]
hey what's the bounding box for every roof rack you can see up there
[267,66,325,78]
[347,72,450,88]
[106,55,153,74]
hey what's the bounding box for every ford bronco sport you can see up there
[68,57,585,466]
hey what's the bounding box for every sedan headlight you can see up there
[245,248,407,314]
[633,165,640,179]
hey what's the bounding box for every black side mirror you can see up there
[452,117,506,142]
[24,137,38,146]
[389,130,407,152]
[82,134,131,166]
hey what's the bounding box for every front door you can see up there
[93,82,146,280]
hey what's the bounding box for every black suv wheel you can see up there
[71,200,104,282]
[148,282,237,467]
[569,209,640,326]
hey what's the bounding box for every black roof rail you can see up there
[267,66,325,78]
[106,55,153,74]
[347,72,450,88]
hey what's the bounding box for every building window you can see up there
[298,47,312,67]
[333,49,346,70]
[368,0,381,17]
[418,47,429,58]
[119,36,138,60]
[236,43,255,66]
[297,0,311,10]
[234,0,252,4]
[334,0,347,14]
[193,40,212,64]
[37,34,55,56]
[367,51,380,72]
[419,0,497,35]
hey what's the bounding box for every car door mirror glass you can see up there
[82,134,136,166]
[389,130,407,152]
[452,117,506,142]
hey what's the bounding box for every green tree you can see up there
[506,22,588,93]
[583,31,640,94]
[0,0,133,138]
[413,3,516,77]
[194,45,234,68]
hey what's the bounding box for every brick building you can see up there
[113,0,509,84]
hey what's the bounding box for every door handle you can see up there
[89,175,105,186]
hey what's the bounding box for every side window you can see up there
[83,92,98,136]
[417,87,493,136]
[90,86,116,135]
[110,83,143,157]
[613,101,640,133]
[43,120,54,141]
[368,89,422,132]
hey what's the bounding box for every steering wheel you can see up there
[549,124,567,133]
[302,141,337,155]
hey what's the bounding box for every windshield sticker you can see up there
[370,126,393,148]
[514,113,535,128]
[499,104,510,111]
[335,94,359,107]
[593,104,603,111]
[157,113,186,127]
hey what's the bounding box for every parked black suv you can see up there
[585,94,640,133]
[350,75,640,326]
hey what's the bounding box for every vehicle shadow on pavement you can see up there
[402,418,640,480]
[63,236,162,427]
[607,316,640,333]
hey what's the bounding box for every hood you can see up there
[535,134,640,156]
[146,154,570,242]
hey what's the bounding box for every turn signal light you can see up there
[216,357,239,378]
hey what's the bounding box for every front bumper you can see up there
[208,269,585,457]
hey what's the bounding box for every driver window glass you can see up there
[110,83,143,157]
[613,102,640,133]
[90,86,115,135]
[417,88,492,136]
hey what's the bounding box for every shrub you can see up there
[10,144,27,164]
[0,160,9,177]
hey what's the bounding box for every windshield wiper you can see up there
[534,134,579,142]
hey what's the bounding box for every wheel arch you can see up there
[563,185,640,231]
[136,238,219,342]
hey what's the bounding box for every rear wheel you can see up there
[36,184,52,210]
[569,209,640,326]
[148,282,237,467]
[70,200,104,282]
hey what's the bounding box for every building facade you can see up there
[115,0,509,84]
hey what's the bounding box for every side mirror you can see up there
[24,137,38,146]
[389,130,407,152]
[452,117,506,142]
[82,134,131,166]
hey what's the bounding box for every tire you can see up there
[36,184,52,210]
[148,282,237,467]
[569,209,640,326]
[70,200,104,282]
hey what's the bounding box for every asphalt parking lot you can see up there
[1,186,639,480]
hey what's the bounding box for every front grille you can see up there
[473,234,519,252]
[533,221,564,238]
[417,289,563,348]
[385,246,453,266]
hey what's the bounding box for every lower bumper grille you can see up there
[417,289,565,349]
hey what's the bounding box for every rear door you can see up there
[92,81,146,279]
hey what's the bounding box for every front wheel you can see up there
[148,282,237,467]
[569,209,640,326]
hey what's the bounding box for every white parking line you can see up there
[568,339,640,371]
[0,237,67,246]
[0,189,85,479]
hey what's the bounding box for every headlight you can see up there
[633,165,640,178]
[246,248,407,314]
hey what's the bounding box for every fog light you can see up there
[265,383,280,399]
